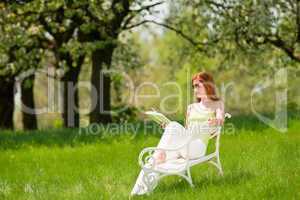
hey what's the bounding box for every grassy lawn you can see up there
[0,117,299,200]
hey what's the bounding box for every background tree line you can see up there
[0,0,299,130]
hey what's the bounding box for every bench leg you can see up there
[209,156,224,176]
[186,168,195,187]
[178,169,194,187]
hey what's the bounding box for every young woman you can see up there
[131,71,225,195]
[152,71,225,164]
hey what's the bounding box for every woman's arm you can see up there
[216,100,225,125]
[208,100,224,126]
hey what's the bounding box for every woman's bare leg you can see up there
[152,150,166,164]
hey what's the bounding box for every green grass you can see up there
[0,116,299,200]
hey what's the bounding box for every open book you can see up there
[144,108,171,125]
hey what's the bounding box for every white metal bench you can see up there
[134,114,230,195]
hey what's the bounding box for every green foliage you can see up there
[129,0,300,116]
[53,118,64,129]
[0,4,43,78]
[111,104,140,123]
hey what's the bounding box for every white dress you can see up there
[130,104,216,195]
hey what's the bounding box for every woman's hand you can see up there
[208,118,224,126]
[160,122,167,129]
[208,118,223,138]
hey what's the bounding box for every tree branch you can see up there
[266,35,300,61]
[129,1,165,13]
[123,19,220,52]
[250,32,300,62]
[121,1,165,30]
[205,0,233,10]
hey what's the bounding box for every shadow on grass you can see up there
[156,170,254,193]
[0,122,161,150]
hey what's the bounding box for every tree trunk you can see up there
[21,74,38,130]
[61,55,84,128]
[0,79,15,129]
[89,45,115,124]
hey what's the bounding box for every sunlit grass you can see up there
[0,116,299,199]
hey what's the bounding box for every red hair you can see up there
[192,72,220,102]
